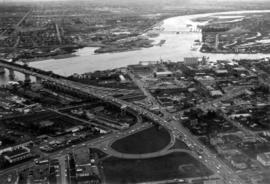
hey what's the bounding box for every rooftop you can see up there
[74,148,91,166]
[2,147,29,157]
[258,152,270,161]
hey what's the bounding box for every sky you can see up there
[1,0,268,2]
[0,0,269,5]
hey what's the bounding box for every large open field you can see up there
[111,126,171,154]
[103,152,213,184]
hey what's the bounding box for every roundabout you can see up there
[111,126,172,155]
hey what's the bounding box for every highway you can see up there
[0,59,138,96]
[126,69,246,184]
[0,60,184,135]
[0,59,247,184]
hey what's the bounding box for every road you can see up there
[0,60,254,184]
[127,69,246,184]
[221,111,266,142]
[58,156,67,184]
[0,122,152,176]
[49,108,113,131]
[15,10,33,29]
[0,59,138,96]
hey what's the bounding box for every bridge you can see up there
[0,59,161,124]
[0,59,138,96]
[0,59,246,184]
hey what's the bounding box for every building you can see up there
[3,146,32,163]
[154,71,173,78]
[257,152,270,166]
[128,64,153,75]
[0,141,33,154]
[73,148,101,183]
[195,76,216,86]
[29,163,50,184]
[119,74,127,83]
[229,114,251,119]
[233,67,249,77]
[184,57,200,65]
[216,145,239,155]
[74,148,92,177]
[210,90,223,97]
[231,158,247,170]
[214,69,228,76]
[65,125,85,133]
[210,137,224,146]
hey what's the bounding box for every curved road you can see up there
[2,10,267,184]
[103,125,176,159]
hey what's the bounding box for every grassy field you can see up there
[170,138,190,150]
[103,152,213,184]
[111,126,171,154]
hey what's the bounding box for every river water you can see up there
[2,10,270,83]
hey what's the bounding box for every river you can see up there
[2,10,270,83]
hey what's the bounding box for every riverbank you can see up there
[25,53,77,63]
[2,10,268,78]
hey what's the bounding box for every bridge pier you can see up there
[8,69,15,80]
[121,105,127,116]
[24,73,31,84]
[36,76,42,83]
[0,67,5,74]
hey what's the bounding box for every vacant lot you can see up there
[103,152,212,184]
[111,126,171,154]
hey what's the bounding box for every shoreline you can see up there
[16,10,234,63]
[24,9,270,76]
[25,53,77,63]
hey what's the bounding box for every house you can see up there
[257,152,270,166]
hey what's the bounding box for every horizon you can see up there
[1,0,269,3]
